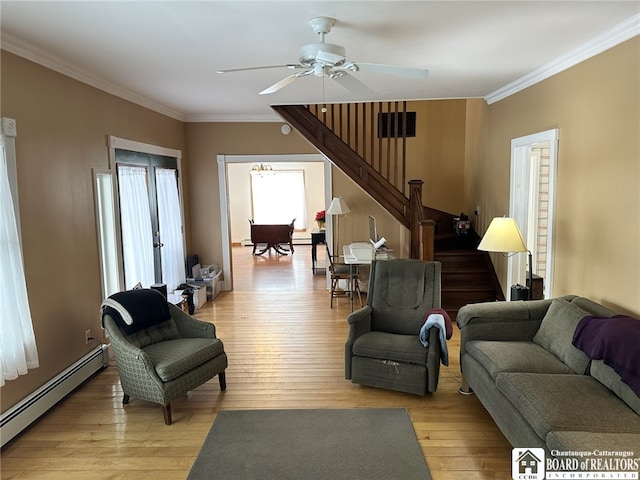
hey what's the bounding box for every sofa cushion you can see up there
[353,331,427,365]
[590,360,640,415]
[533,298,591,374]
[143,338,225,381]
[465,340,574,379]
[496,373,640,440]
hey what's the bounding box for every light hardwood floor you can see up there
[1,245,512,479]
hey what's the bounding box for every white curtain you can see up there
[0,135,39,386]
[155,168,185,291]
[251,170,307,228]
[117,165,155,289]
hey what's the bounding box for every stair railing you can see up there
[306,101,410,195]
[272,102,434,259]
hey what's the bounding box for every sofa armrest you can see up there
[457,298,555,345]
[170,304,217,339]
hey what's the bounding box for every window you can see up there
[250,169,307,229]
[0,118,39,386]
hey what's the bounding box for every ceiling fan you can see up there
[216,17,429,96]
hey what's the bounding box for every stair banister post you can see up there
[408,179,425,259]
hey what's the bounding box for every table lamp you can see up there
[326,197,350,258]
[477,216,533,300]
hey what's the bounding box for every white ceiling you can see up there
[2,1,639,122]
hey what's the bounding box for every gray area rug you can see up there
[187,408,432,480]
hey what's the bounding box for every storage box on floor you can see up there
[188,269,223,308]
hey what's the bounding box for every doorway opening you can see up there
[508,129,559,299]
[217,154,331,291]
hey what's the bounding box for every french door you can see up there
[93,137,185,299]
[115,149,184,291]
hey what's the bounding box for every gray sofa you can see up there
[457,295,640,452]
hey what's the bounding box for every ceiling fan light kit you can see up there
[217,16,429,97]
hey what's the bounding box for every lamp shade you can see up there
[477,217,527,253]
[326,197,351,215]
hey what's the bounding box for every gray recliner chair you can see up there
[345,259,443,395]
[101,289,227,425]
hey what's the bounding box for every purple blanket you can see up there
[572,315,640,396]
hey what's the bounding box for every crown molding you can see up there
[185,113,282,123]
[1,33,187,122]
[485,13,640,105]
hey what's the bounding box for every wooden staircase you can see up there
[433,234,504,320]
[271,102,504,316]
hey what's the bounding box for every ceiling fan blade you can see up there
[331,72,375,97]
[353,63,429,78]
[217,64,303,74]
[259,74,301,95]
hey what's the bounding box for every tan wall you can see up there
[475,37,640,315]
[185,123,317,268]
[405,100,468,214]
[331,168,408,257]
[0,52,187,411]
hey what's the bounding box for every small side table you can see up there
[311,231,326,274]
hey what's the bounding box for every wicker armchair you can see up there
[102,289,227,424]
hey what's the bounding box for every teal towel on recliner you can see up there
[419,314,449,366]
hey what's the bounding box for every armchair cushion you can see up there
[353,332,428,365]
[127,318,182,349]
[144,338,225,382]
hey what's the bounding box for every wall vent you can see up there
[377,112,416,138]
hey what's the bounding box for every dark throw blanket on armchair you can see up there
[572,315,640,396]
[101,288,171,335]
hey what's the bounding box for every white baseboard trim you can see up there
[0,344,109,447]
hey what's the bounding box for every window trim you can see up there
[1,118,20,239]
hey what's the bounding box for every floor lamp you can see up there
[477,217,533,300]
[326,197,350,259]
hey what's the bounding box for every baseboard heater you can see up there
[0,344,109,447]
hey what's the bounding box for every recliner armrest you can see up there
[344,306,373,380]
[347,305,372,329]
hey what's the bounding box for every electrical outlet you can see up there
[85,329,91,344]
